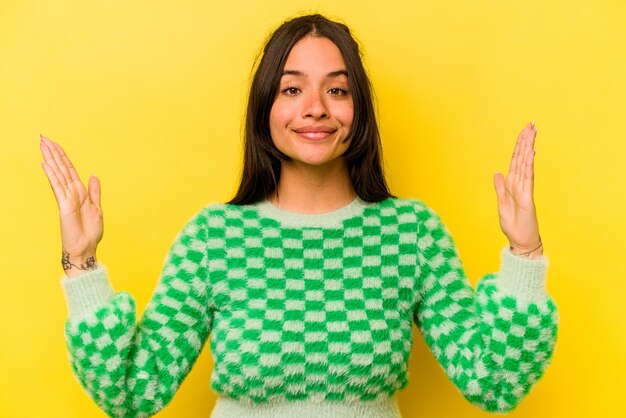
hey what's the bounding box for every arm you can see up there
[61,209,213,418]
[412,201,559,413]
[40,135,213,415]
[414,122,558,412]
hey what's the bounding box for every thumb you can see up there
[494,172,505,202]
[88,175,102,214]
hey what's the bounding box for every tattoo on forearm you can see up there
[62,249,97,272]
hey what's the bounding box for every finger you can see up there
[40,136,58,170]
[517,132,527,188]
[509,122,533,180]
[519,126,537,189]
[517,123,534,187]
[523,148,536,194]
[43,136,75,187]
[40,138,69,188]
[89,175,102,213]
[41,136,70,187]
[514,123,531,184]
[508,127,525,177]
[494,172,506,203]
[55,139,82,183]
[51,141,75,187]
[519,147,529,191]
[41,161,68,203]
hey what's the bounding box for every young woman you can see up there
[40,13,558,418]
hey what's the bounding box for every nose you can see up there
[302,89,328,119]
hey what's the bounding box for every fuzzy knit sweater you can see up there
[61,196,559,418]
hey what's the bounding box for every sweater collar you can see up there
[251,196,370,228]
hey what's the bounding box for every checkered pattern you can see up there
[413,203,559,412]
[65,211,213,418]
[63,197,559,417]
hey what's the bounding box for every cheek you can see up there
[334,101,354,127]
[269,100,293,130]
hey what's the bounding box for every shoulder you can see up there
[197,202,235,217]
[386,196,442,221]
[184,201,260,228]
[175,202,231,229]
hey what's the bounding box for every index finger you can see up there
[53,140,82,183]
[41,135,82,184]
[508,122,534,177]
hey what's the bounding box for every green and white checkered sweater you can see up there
[61,196,559,418]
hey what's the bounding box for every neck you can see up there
[268,158,357,214]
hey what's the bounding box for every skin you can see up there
[267,34,358,213]
[39,134,102,277]
[39,38,543,277]
[493,121,543,258]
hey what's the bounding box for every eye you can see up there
[281,86,300,96]
[328,87,348,96]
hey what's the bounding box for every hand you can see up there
[39,134,103,274]
[493,122,542,258]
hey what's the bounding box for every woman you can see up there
[40,13,558,418]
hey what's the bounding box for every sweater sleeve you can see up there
[60,209,213,418]
[411,201,559,413]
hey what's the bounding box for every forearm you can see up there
[413,200,557,412]
[415,247,558,413]
[62,264,212,417]
[61,208,214,417]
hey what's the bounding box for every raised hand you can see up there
[39,134,103,276]
[493,122,543,258]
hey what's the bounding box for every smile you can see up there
[295,131,335,141]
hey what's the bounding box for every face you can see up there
[269,35,354,169]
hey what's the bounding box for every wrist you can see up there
[62,249,98,277]
[509,239,543,259]
[499,245,549,301]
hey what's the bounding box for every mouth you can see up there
[295,131,335,141]
[292,125,338,141]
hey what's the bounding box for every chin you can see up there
[294,156,343,167]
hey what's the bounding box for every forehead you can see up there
[282,35,347,76]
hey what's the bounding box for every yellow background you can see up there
[1,0,624,417]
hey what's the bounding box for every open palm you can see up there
[493,122,541,253]
[40,134,103,260]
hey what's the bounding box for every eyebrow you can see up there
[281,69,348,78]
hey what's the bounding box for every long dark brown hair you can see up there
[227,13,395,205]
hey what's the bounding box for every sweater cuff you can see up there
[497,245,550,301]
[60,264,114,320]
